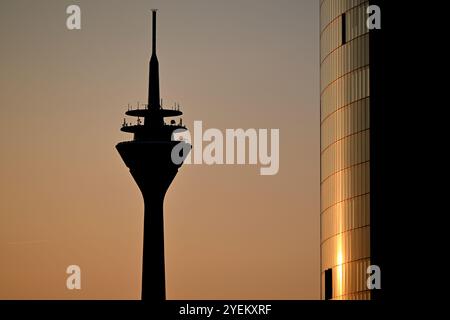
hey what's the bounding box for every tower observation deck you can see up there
[116,9,190,301]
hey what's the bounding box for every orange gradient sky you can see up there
[0,0,320,299]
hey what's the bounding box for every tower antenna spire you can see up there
[151,9,158,55]
[148,9,160,110]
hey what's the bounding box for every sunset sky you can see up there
[0,0,319,299]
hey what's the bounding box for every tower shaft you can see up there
[142,192,165,300]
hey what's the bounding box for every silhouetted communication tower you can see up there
[116,10,190,301]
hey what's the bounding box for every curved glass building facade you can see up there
[320,0,371,300]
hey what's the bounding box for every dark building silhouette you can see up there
[116,10,190,301]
